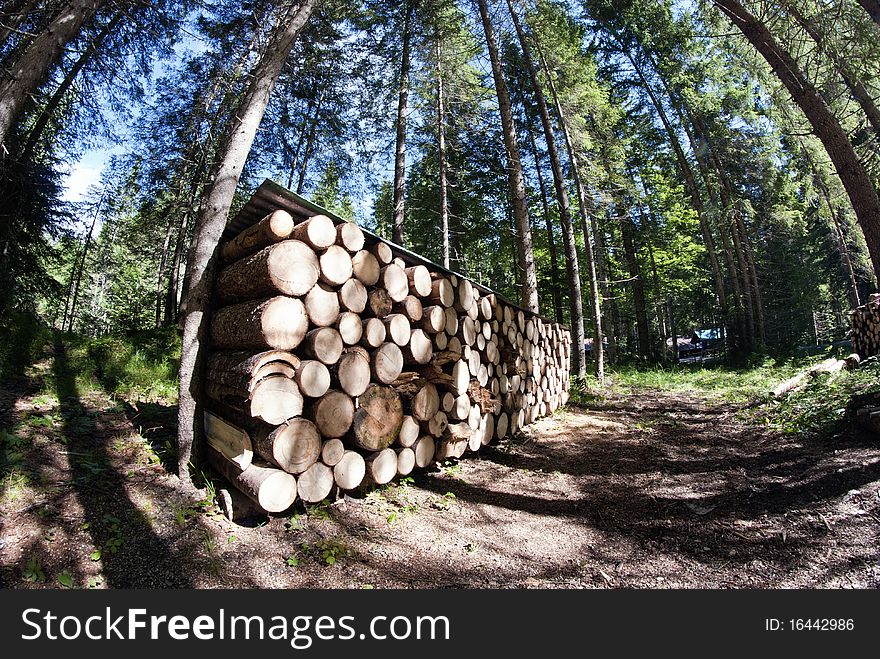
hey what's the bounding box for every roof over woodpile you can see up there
[226,179,567,329]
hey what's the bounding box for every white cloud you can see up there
[62,161,104,202]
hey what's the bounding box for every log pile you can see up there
[851,293,880,358]
[203,206,571,515]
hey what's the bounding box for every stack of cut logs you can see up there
[204,207,571,514]
[851,293,880,359]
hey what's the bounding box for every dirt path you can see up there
[2,356,879,589]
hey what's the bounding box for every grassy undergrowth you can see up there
[49,328,181,401]
[604,355,828,402]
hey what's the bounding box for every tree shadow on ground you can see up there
[51,338,193,588]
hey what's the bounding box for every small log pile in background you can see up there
[203,189,571,515]
[851,293,880,359]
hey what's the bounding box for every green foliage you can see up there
[0,311,52,380]
[22,556,46,583]
[763,359,880,434]
[45,328,180,400]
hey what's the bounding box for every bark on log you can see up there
[211,296,308,350]
[291,214,337,249]
[372,241,394,265]
[205,350,300,393]
[217,240,319,301]
[207,447,297,513]
[221,210,296,264]
[206,374,303,425]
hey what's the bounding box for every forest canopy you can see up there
[1,0,878,382]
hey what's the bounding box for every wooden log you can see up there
[333,348,371,397]
[336,221,365,252]
[444,308,459,336]
[318,244,353,287]
[291,214,337,249]
[381,263,409,302]
[352,249,380,286]
[395,379,440,421]
[206,374,303,425]
[771,358,846,397]
[412,435,435,468]
[217,240,319,301]
[304,283,340,327]
[364,448,397,485]
[337,311,363,345]
[384,313,412,346]
[403,328,433,365]
[434,331,448,350]
[396,447,416,476]
[422,305,446,334]
[397,415,420,447]
[448,394,471,421]
[310,389,355,438]
[361,317,387,348]
[366,288,393,318]
[467,404,481,431]
[303,327,343,365]
[320,438,345,466]
[441,391,455,413]
[496,412,509,440]
[205,350,300,393]
[372,241,393,265]
[204,410,253,470]
[333,450,366,490]
[351,384,404,451]
[293,360,331,398]
[481,413,495,446]
[397,295,423,322]
[207,447,297,513]
[845,353,861,370]
[217,486,266,523]
[406,265,432,297]
[338,278,367,313]
[479,296,492,321]
[371,342,404,384]
[211,296,308,350]
[252,417,321,474]
[297,462,334,503]
[454,278,474,312]
[221,209,295,264]
[426,411,448,437]
[430,278,454,307]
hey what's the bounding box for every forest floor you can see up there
[1,344,879,589]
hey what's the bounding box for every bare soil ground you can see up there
[2,349,879,589]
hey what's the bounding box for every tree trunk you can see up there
[523,111,563,324]
[714,0,880,278]
[155,214,175,328]
[0,0,107,146]
[476,0,539,313]
[783,1,880,135]
[856,0,880,26]
[392,3,412,245]
[617,202,650,359]
[508,0,583,370]
[537,47,601,381]
[436,38,452,270]
[0,0,39,52]
[296,87,325,195]
[177,0,317,483]
[19,9,122,161]
[65,196,101,332]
